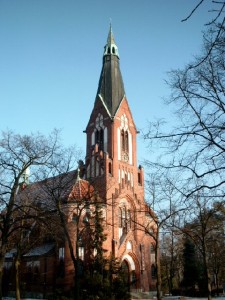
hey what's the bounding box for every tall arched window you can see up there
[151,264,156,279]
[127,209,131,230]
[99,128,104,150]
[119,208,122,227]
[121,129,125,151]
[95,128,104,150]
[119,206,132,234]
[95,130,99,144]
[95,113,105,151]
[122,207,126,229]
[121,130,129,162]
[125,131,129,152]
[121,129,129,152]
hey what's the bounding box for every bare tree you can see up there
[174,195,225,300]
[145,23,225,200]
[182,1,225,66]
[0,129,67,299]
[36,153,103,300]
[160,232,183,295]
[132,169,185,300]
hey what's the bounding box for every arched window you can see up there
[99,128,104,150]
[121,129,129,152]
[125,131,129,152]
[125,172,128,184]
[122,207,126,229]
[119,208,122,227]
[121,129,125,151]
[151,264,156,279]
[119,206,132,234]
[95,130,99,144]
[127,209,131,230]
[95,128,104,150]
[121,129,129,162]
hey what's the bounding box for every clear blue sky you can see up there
[0,0,212,163]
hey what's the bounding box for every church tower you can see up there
[85,26,155,291]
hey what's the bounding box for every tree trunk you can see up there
[155,232,162,300]
[15,257,21,300]
[0,244,7,299]
[0,265,3,300]
[202,241,212,300]
[74,239,80,300]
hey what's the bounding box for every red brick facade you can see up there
[82,27,156,291]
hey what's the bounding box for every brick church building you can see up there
[4,26,156,296]
[82,25,156,291]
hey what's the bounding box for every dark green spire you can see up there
[96,25,125,117]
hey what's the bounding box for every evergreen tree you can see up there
[82,203,130,299]
[182,237,199,294]
[82,202,108,299]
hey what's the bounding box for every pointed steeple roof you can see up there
[96,25,125,117]
[107,24,115,43]
[105,23,118,56]
[68,173,94,201]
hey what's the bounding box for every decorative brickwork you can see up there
[83,26,156,292]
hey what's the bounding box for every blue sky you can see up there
[0,0,212,163]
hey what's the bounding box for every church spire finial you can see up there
[104,23,119,57]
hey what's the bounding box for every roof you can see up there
[17,168,95,210]
[68,177,94,201]
[24,243,55,257]
[5,249,17,259]
[96,25,125,117]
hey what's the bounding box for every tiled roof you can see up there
[68,178,94,201]
[24,243,55,257]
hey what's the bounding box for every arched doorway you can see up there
[121,260,130,288]
[121,254,138,290]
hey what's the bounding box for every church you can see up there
[82,25,156,291]
[4,26,156,297]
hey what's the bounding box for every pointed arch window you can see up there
[151,264,156,279]
[95,130,99,144]
[122,207,126,229]
[127,209,131,230]
[99,128,104,150]
[95,128,104,150]
[119,206,132,234]
[119,208,122,227]
[121,129,125,151]
[125,131,129,152]
[121,130,129,162]
[121,129,129,152]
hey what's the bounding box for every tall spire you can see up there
[96,25,125,117]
